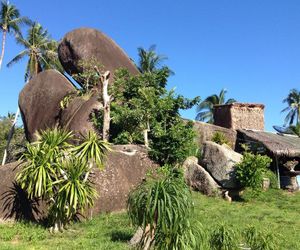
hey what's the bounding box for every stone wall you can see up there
[213,103,264,131]
[192,120,237,148]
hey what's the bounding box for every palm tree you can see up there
[281,89,300,126]
[137,45,168,73]
[7,22,62,81]
[2,23,62,165]
[0,1,30,69]
[196,88,236,123]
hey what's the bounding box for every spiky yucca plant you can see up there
[127,167,204,250]
[17,128,110,232]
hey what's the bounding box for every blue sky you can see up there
[0,0,300,131]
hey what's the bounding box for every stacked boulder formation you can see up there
[0,28,157,220]
[184,141,242,196]
[19,28,139,141]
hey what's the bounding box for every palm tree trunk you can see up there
[1,108,20,165]
[0,30,7,70]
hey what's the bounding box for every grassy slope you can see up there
[0,189,299,249]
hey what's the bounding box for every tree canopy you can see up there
[7,22,62,81]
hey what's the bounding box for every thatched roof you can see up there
[238,129,300,157]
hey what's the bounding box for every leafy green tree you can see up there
[0,113,25,164]
[17,128,110,232]
[196,88,236,123]
[7,22,62,81]
[281,89,300,126]
[0,0,31,69]
[128,167,204,249]
[109,68,199,165]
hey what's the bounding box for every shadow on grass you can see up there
[110,230,133,242]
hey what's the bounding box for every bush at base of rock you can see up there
[235,151,272,191]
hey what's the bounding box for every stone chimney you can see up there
[213,103,265,131]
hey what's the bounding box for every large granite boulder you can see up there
[19,70,76,141]
[0,162,44,221]
[0,145,157,220]
[59,95,102,137]
[58,28,139,86]
[183,156,220,196]
[201,141,242,189]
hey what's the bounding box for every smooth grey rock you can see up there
[58,27,139,87]
[183,156,221,196]
[201,141,242,189]
[19,70,76,141]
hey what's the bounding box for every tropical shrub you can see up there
[211,131,230,146]
[209,223,239,250]
[264,170,279,189]
[127,167,204,249]
[17,128,110,232]
[0,114,25,163]
[235,151,272,190]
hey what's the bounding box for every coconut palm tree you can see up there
[281,89,300,126]
[7,22,62,81]
[137,45,168,73]
[0,1,30,69]
[196,88,236,123]
[2,23,62,165]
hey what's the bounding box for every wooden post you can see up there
[275,156,280,189]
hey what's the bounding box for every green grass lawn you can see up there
[0,189,299,249]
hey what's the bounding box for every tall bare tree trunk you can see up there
[143,119,150,148]
[101,71,111,141]
[0,30,7,70]
[2,108,20,165]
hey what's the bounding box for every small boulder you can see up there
[58,28,139,86]
[183,156,220,196]
[19,70,76,141]
[200,141,242,189]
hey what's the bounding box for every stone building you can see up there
[213,103,265,131]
